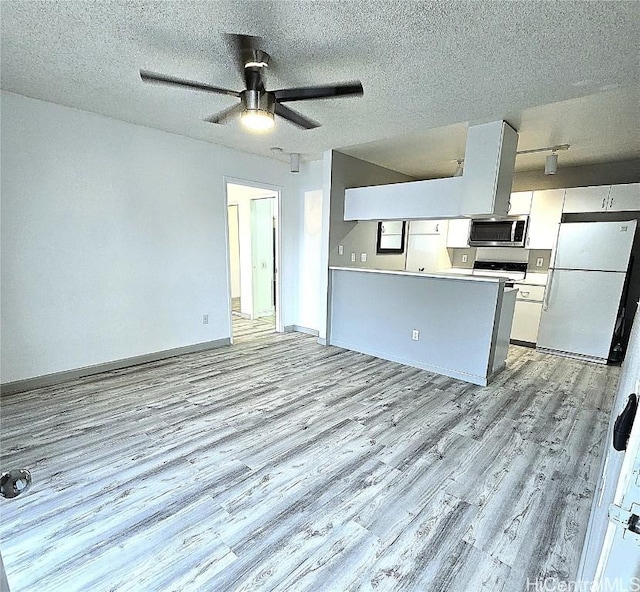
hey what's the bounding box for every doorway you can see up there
[225,181,280,339]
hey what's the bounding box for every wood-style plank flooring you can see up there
[0,318,619,591]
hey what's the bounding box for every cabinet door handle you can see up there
[602,197,606,209]
[610,196,614,209]
[520,291,530,298]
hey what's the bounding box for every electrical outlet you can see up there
[412,329,420,341]
[338,245,344,255]
[202,314,209,325]
[462,254,468,263]
[360,253,367,262]
[351,252,356,262]
[536,257,544,268]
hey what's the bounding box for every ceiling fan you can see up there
[140,34,364,132]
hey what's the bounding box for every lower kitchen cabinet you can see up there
[510,283,546,345]
[511,300,543,344]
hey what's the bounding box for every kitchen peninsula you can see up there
[327,267,517,386]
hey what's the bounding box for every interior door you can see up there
[577,301,640,585]
[593,431,640,586]
[227,205,241,312]
[250,197,274,319]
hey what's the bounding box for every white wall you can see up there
[318,150,415,339]
[0,91,300,384]
[295,159,324,332]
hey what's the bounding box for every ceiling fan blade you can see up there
[275,103,320,130]
[204,103,244,125]
[273,82,363,103]
[140,70,240,97]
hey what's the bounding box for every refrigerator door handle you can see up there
[543,269,554,311]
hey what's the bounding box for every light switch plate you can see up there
[536,257,544,267]
[338,245,344,255]
[351,253,356,262]
[462,254,468,263]
[360,253,367,262]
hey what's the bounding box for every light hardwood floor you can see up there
[0,318,619,591]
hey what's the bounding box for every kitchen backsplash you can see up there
[527,249,551,272]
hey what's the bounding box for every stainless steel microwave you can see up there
[468,216,529,247]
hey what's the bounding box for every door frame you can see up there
[223,177,283,340]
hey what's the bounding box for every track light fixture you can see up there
[545,152,558,175]
[516,143,569,175]
[453,143,568,177]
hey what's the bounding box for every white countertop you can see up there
[517,272,548,286]
[329,266,505,283]
[443,267,548,286]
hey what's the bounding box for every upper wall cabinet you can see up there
[563,186,611,213]
[409,220,446,235]
[526,189,564,250]
[608,183,640,211]
[563,184,639,213]
[508,191,533,216]
[446,219,471,248]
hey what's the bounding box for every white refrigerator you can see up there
[537,220,637,363]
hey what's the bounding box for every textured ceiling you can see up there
[1,1,638,177]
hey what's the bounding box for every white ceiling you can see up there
[1,1,638,178]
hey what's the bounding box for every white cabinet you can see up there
[511,300,543,344]
[380,221,404,235]
[563,186,611,213]
[526,189,564,249]
[446,219,471,248]
[508,191,533,215]
[510,282,546,344]
[563,184,639,213]
[409,220,446,235]
[608,183,640,212]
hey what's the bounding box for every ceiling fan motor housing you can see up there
[243,89,275,115]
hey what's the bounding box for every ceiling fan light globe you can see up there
[240,110,275,131]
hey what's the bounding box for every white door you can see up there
[594,433,640,587]
[537,269,626,360]
[554,221,637,272]
[563,186,611,213]
[608,183,640,212]
[250,198,275,318]
[227,205,241,305]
